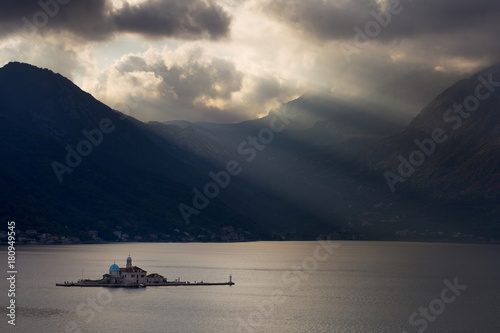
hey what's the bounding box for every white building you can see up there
[103,256,163,285]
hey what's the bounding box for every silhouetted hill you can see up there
[365,63,500,238]
[146,96,404,234]
[149,67,500,240]
[1,62,499,242]
[370,63,500,201]
[0,62,254,241]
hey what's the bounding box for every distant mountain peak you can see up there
[0,61,61,78]
[406,62,500,133]
[476,61,500,76]
[370,61,500,201]
[3,61,44,69]
[0,62,105,142]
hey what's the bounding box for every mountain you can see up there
[1,61,499,242]
[145,95,405,234]
[370,64,500,199]
[367,63,500,237]
[0,62,405,241]
[143,65,500,241]
[0,62,255,241]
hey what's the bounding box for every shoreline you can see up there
[56,281,235,288]
[2,238,500,247]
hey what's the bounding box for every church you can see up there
[57,256,234,287]
[102,256,167,285]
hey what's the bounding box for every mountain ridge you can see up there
[0,62,257,241]
[1,61,500,242]
[370,62,500,202]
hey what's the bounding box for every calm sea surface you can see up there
[1,241,500,333]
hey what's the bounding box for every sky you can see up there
[0,0,499,123]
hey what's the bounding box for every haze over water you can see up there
[2,241,500,333]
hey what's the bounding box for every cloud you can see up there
[259,0,500,43]
[0,0,231,41]
[257,0,500,66]
[2,0,498,125]
[249,0,500,118]
[83,44,292,123]
[0,0,114,41]
[0,35,93,80]
[114,0,231,40]
[249,76,281,104]
[258,0,373,41]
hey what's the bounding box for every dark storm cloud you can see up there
[0,0,114,40]
[261,0,373,41]
[262,0,500,44]
[260,0,500,76]
[114,0,231,40]
[0,0,231,40]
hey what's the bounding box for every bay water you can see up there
[2,241,500,332]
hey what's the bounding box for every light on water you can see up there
[2,241,500,333]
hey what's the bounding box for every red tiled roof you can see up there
[119,266,146,273]
[146,273,164,278]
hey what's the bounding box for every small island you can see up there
[56,256,234,288]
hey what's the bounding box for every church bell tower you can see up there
[126,255,132,269]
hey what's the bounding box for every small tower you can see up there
[126,255,132,269]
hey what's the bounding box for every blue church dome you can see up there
[109,264,120,275]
